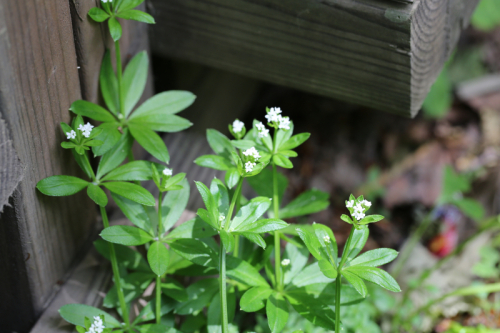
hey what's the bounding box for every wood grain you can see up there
[0,1,96,331]
[149,0,478,117]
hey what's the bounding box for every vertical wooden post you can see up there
[0,1,152,332]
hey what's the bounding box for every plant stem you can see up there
[100,206,131,332]
[220,177,244,333]
[272,162,283,291]
[156,191,164,324]
[233,200,241,258]
[115,40,125,116]
[335,226,355,333]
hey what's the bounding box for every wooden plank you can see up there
[149,0,479,117]
[0,1,96,331]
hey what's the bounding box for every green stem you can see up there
[100,206,131,332]
[233,200,241,258]
[115,40,125,116]
[272,163,283,291]
[335,226,355,333]
[220,177,244,333]
[155,191,164,324]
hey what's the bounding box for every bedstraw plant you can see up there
[35,0,405,332]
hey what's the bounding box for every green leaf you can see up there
[102,182,155,206]
[101,225,153,246]
[70,100,115,122]
[471,0,500,31]
[138,324,181,333]
[342,270,368,298]
[235,218,288,234]
[165,217,217,240]
[181,314,206,333]
[94,239,151,272]
[116,0,145,12]
[210,178,229,217]
[133,295,177,324]
[241,232,267,249]
[148,241,170,276]
[279,133,310,150]
[344,226,369,262]
[296,226,324,262]
[230,197,271,231]
[280,189,329,219]
[100,51,119,115]
[454,198,485,221]
[318,259,337,279]
[108,17,122,42]
[110,193,155,234]
[246,167,288,203]
[359,215,384,225]
[123,51,148,116]
[92,122,121,156]
[240,286,273,312]
[225,168,240,189]
[88,7,110,22]
[273,154,293,169]
[194,155,234,170]
[131,91,195,120]
[169,238,218,267]
[175,278,219,315]
[59,304,121,328]
[117,9,155,23]
[284,289,337,330]
[36,176,89,196]
[345,266,401,292]
[195,181,218,226]
[102,161,152,181]
[87,184,108,207]
[290,262,335,288]
[349,248,398,267]
[313,223,338,265]
[266,292,289,333]
[162,178,190,233]
[96,129,133,179]
[231,140,255,150]
[286,282,364,306]
[129,123,169,163]
[84,140,104,147]
[283,243,309,285]
[226,255,269,287]
[161,277,188,302]
[207,129,235,157]
[220,230,235,253]
[131,113,192,133]
[341,214,353,224]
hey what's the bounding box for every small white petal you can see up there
[281,259,290,266]
[163,168,172,176]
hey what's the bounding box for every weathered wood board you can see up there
[149,0,479,117]
[0,1,152,332]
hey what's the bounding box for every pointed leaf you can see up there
[110,192,155,234]
[224,168,240,189]
[147,241,170,276]
[344,226,369,262]
[123,51,148,115]
[92,122,121,156]
[129,123,169,164]
[349,248,398,267]
[279,133,310,150]
[318,259,337,279]
[102,182,155,206]
[235,218,288,234]
[345,266,401,293]
[117,9,155,23]
[220,230,235,253]
[96,129,133,179]
[101,225,153,246]
[273,154,293,169]
[108,17,122,42]
[207,129,234,157]
[266,292,289,333]
[87,184,108,207]
[169,238,218,267]
[88,7,110,22]
[342,270,368,297]
[102,160,153,181]
[280,189,329,219]
[36,176,89,196]
[70,100,116,122]
[94,239,150,272]
[229,197,271,231]
[194,155,233,171]
[162,178,190,233]
[100,51,119,115]
[59,304,120,328]
[240,286,273,312]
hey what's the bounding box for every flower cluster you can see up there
[163,168,172,176]
[255,122,269,138]
[66,130,76,140]
[77,122,94,138]
[346,198,372,221]
[232,119,244,133]
[243,147,260,173]
[243,147,260,160]
[86,316,105,333]
[245,161,256,173]
[265,107,291,130]
[281,259,290,266]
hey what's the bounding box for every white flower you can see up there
[353,211,365,221]
[361,199,372,207]
[86,316,105,333]
[101,0,110,3]
[281,259,290,266]
[346,200,354,208]
[277,115,291,130]
[78,122,94,138]
[323,235,331,243]
[354,203,364,213]
[232,119,244,133]
[245,161,256,173]
[255,122,269,138]
[219,214,225,222]
[265,107,282,123]
[163,168,172,176]
[243,147,260,160]
[66,130,76,140]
